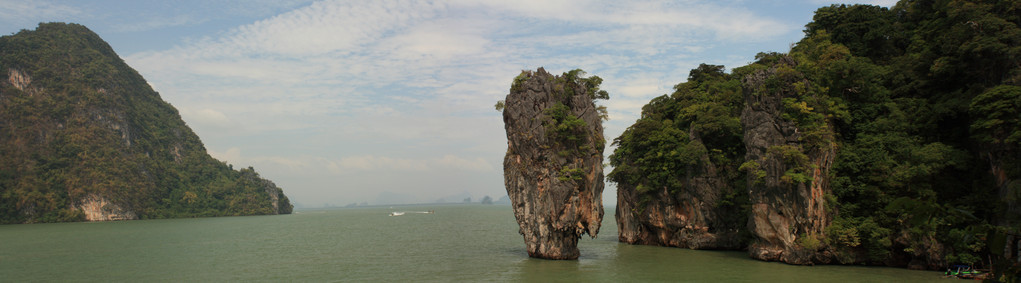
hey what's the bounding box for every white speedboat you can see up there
[389,211,405,216]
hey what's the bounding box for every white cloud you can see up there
[208,147,242,164]
[386,26,490,60]
[119,0,811,206]
[869,0,900,7]
[435,155,494,172]
[611,76,673,99]
[113,14,204,32]
[214,0,316,18]
[471,0,789,40]
[182,108,238,130]
[808,0,899,7]
[214,0,444,57]
[0,0,81,28]
[336,155,427,171]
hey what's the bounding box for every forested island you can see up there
[0,23,292,224]
[609,0,1018,275]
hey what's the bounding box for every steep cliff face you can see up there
[0,23,292,223]
[615,135,744,249]
[971,85,1021,228]
[740,55,835,265]
[608,63,747,250]
[608,1,1020,271]
[610,64,747,250]
[501,68,605,259]
[612,130,751,248]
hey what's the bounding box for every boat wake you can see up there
[388,210,434,216]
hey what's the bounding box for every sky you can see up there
[1,0,897,207]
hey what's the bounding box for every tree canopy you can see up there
[609,0,1020,271]
[0,23,292,223]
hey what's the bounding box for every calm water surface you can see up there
[1,205,942,282]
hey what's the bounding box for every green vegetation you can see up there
[552,69,610,163]
[542,69,610,182]
[498,69,610,119]
[610,0,1020,271]
[609,62,747,206]
[0,23,291,224]
[499,68,609,186]
[797,232,824,251]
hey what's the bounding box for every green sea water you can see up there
[1,205,943,282]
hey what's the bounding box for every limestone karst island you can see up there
[497,1,1021,279]
[500,68,608,259]
[0,23,292,223]
[0,0,1019,281]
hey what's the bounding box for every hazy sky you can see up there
[1,0,896,207]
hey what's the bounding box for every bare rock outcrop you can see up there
[74,194,137,221]
[740,55,836,265]
[501,68,605,260]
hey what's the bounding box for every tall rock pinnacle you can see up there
[500,68,607,259]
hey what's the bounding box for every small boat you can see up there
[945,265,989,280]
[389,211,405,216]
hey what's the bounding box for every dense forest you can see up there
[609,0,1019,275]
[0,23,292,224]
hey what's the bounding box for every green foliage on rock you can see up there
[544,102,588,151]
[532,69,609,158]
[609,63,748,217]
[0,23,292,224]
[611,0,1021,270]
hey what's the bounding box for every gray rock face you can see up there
[74,194,137,221]
[740,55,835,265]
[616,135,744,249]
[501,68,605,260]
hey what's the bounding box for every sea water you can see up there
[0,205,942,282]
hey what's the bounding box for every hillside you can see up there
[0,23,292,224]
[610,0,1019,273]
